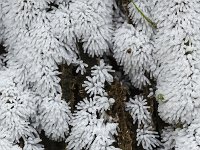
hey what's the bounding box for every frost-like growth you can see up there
[83,59,114,96]
[83,76,106,97]
[152,0,200,150]
[136,127,160,150]
[125,96,150,125]
[67,119,119,150]
[75,96,115,115]
[24,137,44,150]
[69,0,114,57]
[91,60,114,84]
[66,97,118,150]
[175,130,200,150]
[0,139,16,150]
[0,70,16,89]
[49,4,78,64]
[25,17,71,97]
[114,0,156,89]
[160,123,200,150]
[160,127,176,150]
[2,1,74,94]
[88,120,120,150]
[74,60,88,75]
[0,1,4,43]
[0,129,22,150]
[128,0,153,37]
[67,60,118,149]
[153,0,200,124]
[1,0,52,50]
[1,0,72,144]
[113,23,154,88]
[126,95,160,149]
[54,0,70,5]
[157,80,197,124]
[0,69,42,146]
[175,118,200,149]
[37,95,71,141]
[0,86,38,142]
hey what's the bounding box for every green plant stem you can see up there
[131,0,157,29]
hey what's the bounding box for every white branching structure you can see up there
[128,0,153,37]
[67,60,120,150]
[0,1,4,43]
[153,0,200,149]
[66,97,118,150]
[113,0,155,89]
[126,96,160,150]
[2,0,200,149]
[69,0,114,57]
[114,0,160,149]
[153,0,200,124]
[126,96,151,126]
[0,0,117,149]
[37,96,71,141]
[83,60,115,97]
[113,23,154,88]
[0,0,73,148]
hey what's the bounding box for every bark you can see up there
[108,81,135,150]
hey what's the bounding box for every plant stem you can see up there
[131,0,157,29]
